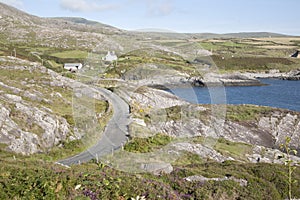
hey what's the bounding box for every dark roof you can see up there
[291,50,299,58]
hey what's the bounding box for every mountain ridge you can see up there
[0,2,296,39]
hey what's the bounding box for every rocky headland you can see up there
[113,83,300,165]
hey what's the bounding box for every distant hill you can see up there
[0,2,123,50]
[130,31,293,40]
[52,17,117,29]
[223,32,290,38]
[0,1,297,51]
[188,32,292,39]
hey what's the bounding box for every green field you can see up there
[50,50,88,59]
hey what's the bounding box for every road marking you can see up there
[55,162,71,169]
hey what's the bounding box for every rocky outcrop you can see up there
[127,85,300,163]
[124,84,300,152]
[140,162,173,175]
[173,142,230,162]
[190,73,263,87]
[282,69,300,80]
[258,111,300,150]
[184,175,248,187]
[242,69,300,80]
[0,101,69,154]
[0,57,108,155]
[0,64,72,154]
[242,70,284,79]
[144,106,300,153]
[115,85,188,110]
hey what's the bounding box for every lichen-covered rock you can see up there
[258,111,300,149]
[0,57,109,155]
[140,162,173,175]
[173,142,230,162]
[129,86,188,109]
[184,175,248,187]
[0,100,71,155]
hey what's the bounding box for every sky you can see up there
[1,0,300,35]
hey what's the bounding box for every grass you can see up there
[35,140,87,161]
[226,105,273,122]
[191,136,253,162]
[104,49,197,78]
[47,60,63,70]
[212,55,295,72]
[0,151,299,200]
[142,105,210,125]
[50,50,88,59]
[173,151,204,165]
[124,130,253,163]
[215,138,253,161]
[0,68,45,87]
[124,134,174,153]
[199,41,249,52]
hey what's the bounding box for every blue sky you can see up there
[1,0,300,35]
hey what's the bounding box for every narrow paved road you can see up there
[57,87,130,166]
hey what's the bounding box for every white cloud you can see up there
[0,0,24,8]
[145,0,175,16]
[60,0,119,12]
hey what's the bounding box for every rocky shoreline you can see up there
[194,69,300,87]
[123,69,300,89]
[169,69,300,88]
[243,69,300,80]
[189,73,264,87]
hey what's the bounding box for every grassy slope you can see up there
[0,59,112,160]
[199,37,300,72]
[0,150,299,200]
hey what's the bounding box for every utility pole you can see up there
[12,48,16,57]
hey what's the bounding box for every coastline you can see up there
[122,69,300,90]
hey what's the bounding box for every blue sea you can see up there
[167,79,300,112]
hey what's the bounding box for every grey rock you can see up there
[8,131,40,154]
[129,87,188,109]
[191,72,263,87]
[184,175,248,187]
[140,162,173,175]
[23,91,43,102]
[3,94,22,102]
[258,111,300,149]
[0,81,22,94]
[173,142,230,162]
[282,69,300,80]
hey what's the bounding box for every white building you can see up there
[102,51,118,62]
[64,63,83,72]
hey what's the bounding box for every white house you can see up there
[102,51,118,62]
[64,63,83,72]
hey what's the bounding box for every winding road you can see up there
[57,87,130,166]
